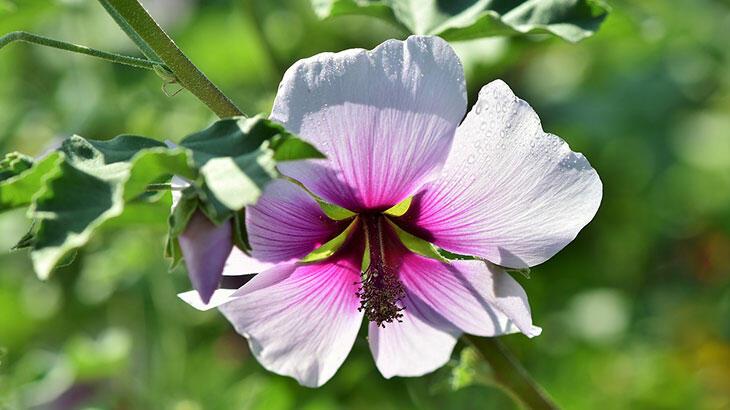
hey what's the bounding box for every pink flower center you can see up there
[356,214,406,327]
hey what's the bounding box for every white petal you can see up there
[177,288,238,311]
[368,292,459,379]
[271,35,467,211]
[222,247,276,276]
[398,252,541,338]
[401,80,602,268]
[219,256,363,387]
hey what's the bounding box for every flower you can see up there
[177,35,602,387]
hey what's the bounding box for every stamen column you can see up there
[357,214,406,327]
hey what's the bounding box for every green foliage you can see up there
[0,152,62,210]
[180,115,323,213]
[29,136,191,279]
[312,0,609,42]
[0,152,33,180]
[162,116,323,269]
[2,117,321,279]
[164,187,199,269]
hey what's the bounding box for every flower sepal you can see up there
[299,217,359,263]
[385,218,449,264]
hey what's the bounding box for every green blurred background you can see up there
[1,0,729,408]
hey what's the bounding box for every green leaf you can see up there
[0,152,34,180]
[162,116,322,266]
[385,218,449,263]
[180,115,323,213]
[86,135,168,163]
[5,115,319,278]
[312,0,610,43]
[232,209,251,252]
[0,152,63,211]
[199,152,277,212]
[300,218,358,263]
[29,136,193,279]
[271,136,326,162]
[11,221,37,251]
[164,187,199,269]
[102,196,173,229]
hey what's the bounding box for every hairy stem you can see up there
[97,0,161,62]
[99,0,243,118]
[0,31,160,70]
[464,335,558,410]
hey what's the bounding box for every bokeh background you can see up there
[1,0,729,408]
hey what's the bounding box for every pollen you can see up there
[356,214,406,327]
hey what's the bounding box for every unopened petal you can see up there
[178,248,274,311]
[179,210,233,304]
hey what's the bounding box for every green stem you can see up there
[0,31,160,70]
[97,0,162,62]
[99,0,243,118]
[464,335,558,410]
